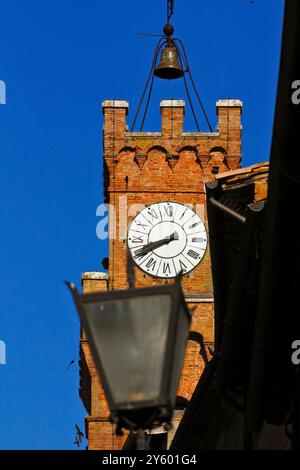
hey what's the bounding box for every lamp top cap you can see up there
[216,99,243,108]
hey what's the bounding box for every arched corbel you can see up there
[134,153,148,170]
[197,153,211,169]
[166,154,179,171]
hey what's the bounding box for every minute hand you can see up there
[135,232,178,257]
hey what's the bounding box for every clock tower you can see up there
[80,98,242,449]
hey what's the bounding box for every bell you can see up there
[154,45,184,80]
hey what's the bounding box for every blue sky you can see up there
[0,0,284,449]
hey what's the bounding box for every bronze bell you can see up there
[154,45,184,80]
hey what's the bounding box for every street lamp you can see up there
[67,277,191,443]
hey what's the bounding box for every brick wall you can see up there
[79,98,242,450]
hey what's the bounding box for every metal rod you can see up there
[140,40,167,131]
[174,42,200,131]
[140,63,156,131]
[209,197,246,224]
[167,0,175,24]
[176,38,214,132]
[131,39,165,131]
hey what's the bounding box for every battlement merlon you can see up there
[102,98,242,165]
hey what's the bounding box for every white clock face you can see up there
[128,202,207,278]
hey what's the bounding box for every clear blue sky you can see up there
[0,0,285,450]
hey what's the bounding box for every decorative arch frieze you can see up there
[208,146,229,172]
[146,145,169,155]
[209,146,227,155]
[166,154,179,171]
[134,153,148,170]
[118,145,136,157]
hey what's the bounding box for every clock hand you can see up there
[135,231,179,257]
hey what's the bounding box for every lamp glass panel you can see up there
[83,293,171,406]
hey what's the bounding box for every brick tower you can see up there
[79,98,242,449]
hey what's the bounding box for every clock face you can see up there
[128,202,207,278]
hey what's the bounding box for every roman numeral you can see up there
[179,259,188,271]
[164,205,173,217]
[180,208,188,220]
[134,248,145,260]
[136,221,148,231]
[163,262,171,275]
[192,237,204,243]
[131,235,143,244]
[189,222,200,230]
[187,249,200,260]
[148,208,159,221]
[145,258,156,271]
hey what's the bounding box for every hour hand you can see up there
[134,232,179,257]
